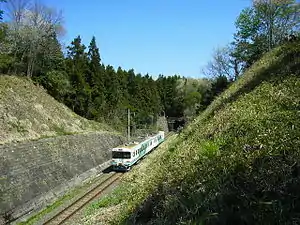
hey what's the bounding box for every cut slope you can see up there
[84,41,300,225]
[0,75,113,144]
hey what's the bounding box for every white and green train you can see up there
[111,131,165,171]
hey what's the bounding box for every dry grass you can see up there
[0,75,114,144]
[81,204,123,225]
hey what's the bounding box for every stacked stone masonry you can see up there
[0,132,124,223]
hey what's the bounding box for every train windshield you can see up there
[112,151,131,159]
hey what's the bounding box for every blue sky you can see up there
[44,0,251,78]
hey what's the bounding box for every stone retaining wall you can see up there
[0,132,124,223]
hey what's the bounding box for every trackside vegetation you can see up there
[84,41,300,225]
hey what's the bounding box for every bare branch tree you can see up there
[5,0,30,24]
[202,45,243,80]
[0,0,7,20]
[4,0,64,77]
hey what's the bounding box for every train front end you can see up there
[111,147,132,171]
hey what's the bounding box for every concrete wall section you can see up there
[0,132,124,221]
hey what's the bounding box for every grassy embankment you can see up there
[83,41,300,225]
[0,75,115,144]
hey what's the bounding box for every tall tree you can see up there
[104,65,120,117]
[203,45,242,81]
[254,0,300,49]
[87,36,106,119]
[34,32,65,77]
[87,36,101,85]
[127,68,137,111]
[146,75,161,116]
[65,35,90,116]
[4,0,64,77]
[116,66,129,109]
[156,75,184,117]
[232,0,300,69]
[0,23,13,73]
[33,32,68,102]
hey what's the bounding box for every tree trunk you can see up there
[27,43,33,78]
[234,59,239,80]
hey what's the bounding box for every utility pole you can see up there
[133,111,136,137]
[127,108,130,142]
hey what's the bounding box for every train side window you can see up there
[133,152,135,157]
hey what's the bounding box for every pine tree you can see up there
[87,36,106,119]
[117,66,129,109]
[104,65,120,118]
[127,69,137,111]
[65,35,90,117]
[156,75,184,117]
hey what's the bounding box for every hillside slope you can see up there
[0,75,113,144]
[83,41,300,225]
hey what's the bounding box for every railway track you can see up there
[42,132,172,225]
[43,172,123,225]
